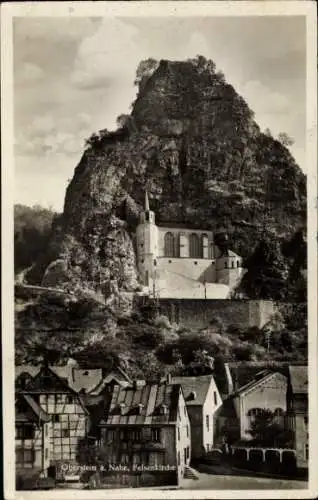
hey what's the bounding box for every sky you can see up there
[14,15,306,212]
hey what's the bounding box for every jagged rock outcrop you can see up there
[41,56,306,300]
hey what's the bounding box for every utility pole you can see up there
[264,330,271,352]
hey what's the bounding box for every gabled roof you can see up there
[99,382,182,426]
[220,249,241,259]
[171,375,214,406]
[232,370,284,397]
[18,365,75,394]
[16,364,131,394]
[288,365,308,394]
[15,394,51,423]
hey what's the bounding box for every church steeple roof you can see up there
[145,190,150,211]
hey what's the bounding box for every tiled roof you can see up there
[289,365,308,394]
[99,382,181,426]
[171,375,213,406]
[232,370,276,396]
[16,394,51,423]
[15,365,131,394]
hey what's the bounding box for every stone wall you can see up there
[159,299,275,329]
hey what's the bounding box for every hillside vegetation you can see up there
[15,56,307,370]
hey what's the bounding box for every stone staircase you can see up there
[183,466,199,480]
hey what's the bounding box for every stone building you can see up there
[136,192,275,329]
[286,365,308,470]
[94,375,191,487]
[171,374,222,459]
[214,370,288,443]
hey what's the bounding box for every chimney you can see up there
[66,358,78,387]
[224,363,234,395]
[133,379,146,390]
[189,391,197,401]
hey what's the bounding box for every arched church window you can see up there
[189,233,200,258]
[201,234,209,259]
[164,232,175,257]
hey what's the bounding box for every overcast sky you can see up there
[14,16,306,211]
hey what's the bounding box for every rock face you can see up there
[43,57,306,300]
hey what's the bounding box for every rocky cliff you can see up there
[40,56,306,304]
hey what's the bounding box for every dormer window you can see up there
[159,404,168,416]
[118,402,126,415]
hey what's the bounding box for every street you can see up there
[181,472,307,490]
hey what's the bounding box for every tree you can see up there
[134,58,159,90]
[264,128,273,137]
[247,408,293,447]
[238,238,289,300]
[278,132,294,147]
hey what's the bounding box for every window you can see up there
[120,453,130,465]
[129,429,141,441]
[45,425,48,437]
[189,233,200,258]
[274,408,284,417]
[231,261,234,268]
[214,391,218,405]
[186,446,190,460]
[164,232,175,257]
[237,261,240,268]
[151,428,161,442]
[184,406,187,416]
[224,262,227,269]
[53,415,60,423]
[62,429,70,438]
[206,444,210,452]
[304,416,308,427]
[16,448,34,466]
[153,259,157,266]
[66,396,73,404]
[201,234,209,258]
[206,415,209,431]
[56,394,63,403]
[305,444,309,460]
[178,428,180,441]
[16,425,35,440]
[177,451,180,466]
[45,448,48,460]
[186,425,189,438]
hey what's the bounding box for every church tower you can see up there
[136,191,158,290]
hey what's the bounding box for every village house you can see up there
[15,393,51,475]
[94,374,192,487]
[214,369,288,443]
[15,363,89,474]
[171,374,222,459]
[286,365,308,470]
[15,361,133,478]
